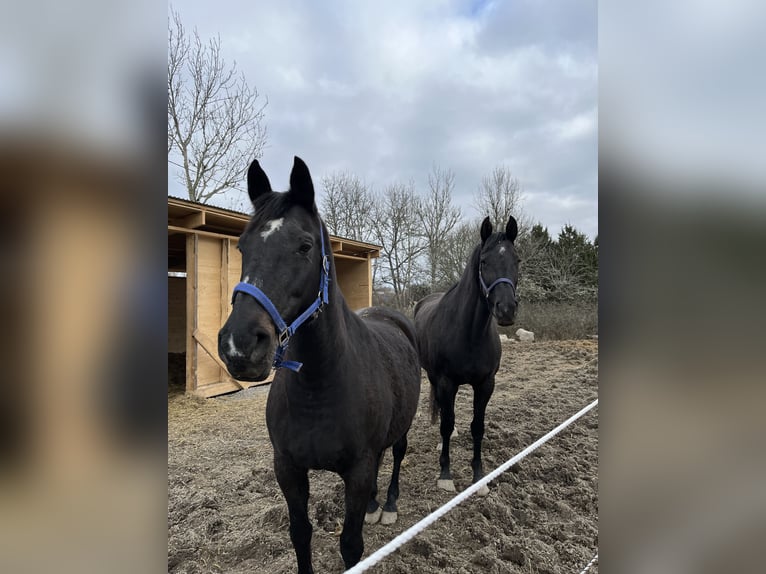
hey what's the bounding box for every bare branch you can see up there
[417,164,462,289]
[168,8,267,204]
[370,182,426,308]
[473,164,530,234]
[319,171,374,242]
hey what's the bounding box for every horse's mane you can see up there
[441,244,480,299]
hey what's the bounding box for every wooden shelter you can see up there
[168,197,380,397]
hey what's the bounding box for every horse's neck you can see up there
[286,275,353,384]
[448,250,494,339]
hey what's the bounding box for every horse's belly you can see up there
[433,354,498,386]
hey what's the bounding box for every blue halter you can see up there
[479,263,517,302]
[230,223,330,372]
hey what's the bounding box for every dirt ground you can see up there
[168,339,598,574]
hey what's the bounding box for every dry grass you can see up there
[501,300,598,341]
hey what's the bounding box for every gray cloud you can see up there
[169,0,597,239]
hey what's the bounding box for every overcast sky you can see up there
[168,0,597,240]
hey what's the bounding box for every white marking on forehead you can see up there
[499,246,506,254]
[242,274,263,288]
[260,218,284,240]
[226,334,244,358]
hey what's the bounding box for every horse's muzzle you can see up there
[218,323,276,381]
[493,301,517,326]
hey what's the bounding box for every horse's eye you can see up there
[298,242,312,254]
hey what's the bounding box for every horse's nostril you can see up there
[249,325,272,347]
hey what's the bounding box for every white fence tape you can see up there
[344,398,599,573]
[578,552,598,573]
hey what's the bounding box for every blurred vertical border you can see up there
[0,1,167,572]
[600,1,766,572]
[2,1,765,573]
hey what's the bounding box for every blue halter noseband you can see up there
[479,263,517,302]
[230,223,330,372]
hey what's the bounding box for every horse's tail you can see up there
[429,383,439,425]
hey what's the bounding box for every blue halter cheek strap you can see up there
[479,264,517,302]
[230,224,330,372]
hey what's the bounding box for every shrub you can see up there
[499,300,598,340]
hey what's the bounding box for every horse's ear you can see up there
[247,159,272,202]
[505,215,518,242]
[288,156,316,211]
[480,216,492,244]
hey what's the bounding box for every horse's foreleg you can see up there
[340,457,376,568]
[364,450,384,524]
[382,433,408,524]
[437,382,459,492]
[274,456,313,574]
[470,377,495,496]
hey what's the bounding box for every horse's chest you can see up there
[284,422,352,470]
[267,386,368,471]
[439,346,499,383]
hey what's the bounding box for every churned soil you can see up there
[168,339,598,573]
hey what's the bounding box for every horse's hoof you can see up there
[365,507,382,524]
[475,483,490,497]
[437,479,456,492]
[380,510,398,525]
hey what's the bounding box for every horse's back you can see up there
[355,306,421,445]
[413,293,444,330]
[357,306,417,352]
[413,293,446,371]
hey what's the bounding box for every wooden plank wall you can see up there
[185,234,271,397]
[195,234,225,389]
[335,257,372,310]
[168,277,186,353]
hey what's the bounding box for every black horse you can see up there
[414,215,520,495]
[218,157,421,573]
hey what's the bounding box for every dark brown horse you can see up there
[414,215,520,495]
[218,157,421,573]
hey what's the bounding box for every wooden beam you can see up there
[168,225,240,240]
[169,224,381,258]
[175,211,205,229]
[191,377,273,398]
[332,252,369,261]
[186,234,197,392]
[192,328,246,390]
[220,239,230,331]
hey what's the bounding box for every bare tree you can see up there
[474,165,529,233]
[371,182,426,308]
[168,8,267,204]
[437,220,481,287]
[514,223,554,301]
[417,164,462,290]
[319,171,374,242]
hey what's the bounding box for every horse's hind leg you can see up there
[436,382,459,492]
[365,450,385,524]
[470,377,496,497]
[274,456,314,574]
[381,433,408,525]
